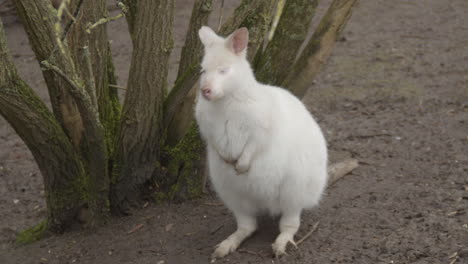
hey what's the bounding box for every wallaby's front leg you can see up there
[235,138,256,174]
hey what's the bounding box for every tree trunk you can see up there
[64,0,117,221]
[13,0,85,148]
[66,0,121,156]
[111,0,174,213]
[283,0,358,97]
[0,21,85,233]
[254,0,318,85]
[164,0,213,146]
[13,0,112,225]
[157,123,206,201]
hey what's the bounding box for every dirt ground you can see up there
[1,0,467,263]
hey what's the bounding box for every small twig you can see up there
[41,60,82,92]
[449,252,458,259]
[238,249,267,257]
[127,223,144,234]
[296,221,319,246]
[86,13,125,33]
[217,0,225,32]
[210,224,224,235]
[83,45,97,108]
[109,84,127,90]
[54,0,72,57]
[328,158,359,186]
[63,6,76,22]
[60,0,85,41]
[268,0,286,41]
[93,0,129,31]
[448,256,459,264]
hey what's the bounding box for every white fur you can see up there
[195,26,328,259]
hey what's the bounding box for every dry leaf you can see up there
[165,223,174,232]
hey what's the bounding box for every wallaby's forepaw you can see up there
[272,236,297,258]
[235,159,250,174]
[211,238,240,261]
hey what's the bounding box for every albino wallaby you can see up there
[195,26,328,260]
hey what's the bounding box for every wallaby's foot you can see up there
[211,216,256,261]
[273,211,300,257]
[272,233,297,257]
[212,237,241,259]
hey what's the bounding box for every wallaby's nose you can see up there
[201,86,212,100]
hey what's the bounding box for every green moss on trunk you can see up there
[16,220,48,245]
[156,123,205,201]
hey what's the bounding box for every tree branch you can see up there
[283,0,358,98]
[13,0,84,145]
[40,60,83,95]
[15,0,112,223]
[254,0,318,85]
[0,21,85,233]
[164,0,213,146]
[112,0,174,213]
[83,46,98,109]
[85,11,126,34]
[120,0,138,38]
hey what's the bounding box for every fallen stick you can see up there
[296,221,320,246]
[328,158,359,186]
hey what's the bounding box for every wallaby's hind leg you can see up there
[212,212,257,260]
[272,209,301,257]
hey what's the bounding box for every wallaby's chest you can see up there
[196,102,251,156]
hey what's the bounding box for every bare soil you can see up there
[1,0,467,263]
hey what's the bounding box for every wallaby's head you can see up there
[198,26,253,101]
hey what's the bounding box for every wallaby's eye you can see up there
[218,67,229,75]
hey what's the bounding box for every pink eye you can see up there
[218,67,229,75]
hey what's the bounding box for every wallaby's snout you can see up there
[201,85,212,100]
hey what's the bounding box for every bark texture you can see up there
[13,0,84,147]
[283,0,358,97]
[165,0,213,146]
[0,21,85,233]
[112,0,174,212]
[64,0,114,223]
[255,0,318,85]
[67,0,120,156]
[14,0,111,224]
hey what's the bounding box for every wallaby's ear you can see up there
[199,26,221,47]
[226,27,249,56]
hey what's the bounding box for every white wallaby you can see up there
[195,26,328,260]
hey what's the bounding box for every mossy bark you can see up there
[254,0,318,85]
[0,21,86,232]
[164,0,213,146]
[16,220,48,245]
[157,123,205,201]
[13,0,85,148]
[13,0,113,225]
[283,0,358,97]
